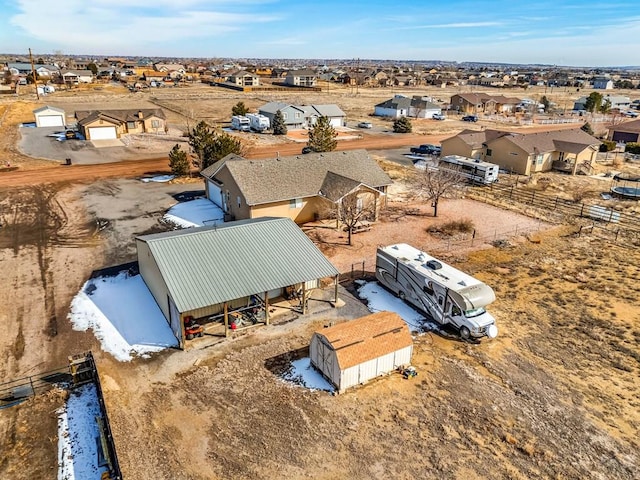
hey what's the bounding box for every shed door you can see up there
[39,115,64,127]
[168,295,183,347]
[329,117,342,128]
[88,126,117,140]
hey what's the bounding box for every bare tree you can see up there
[416,161,466,217]
[320,189,377,246]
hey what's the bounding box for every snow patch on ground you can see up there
[68,272,178,362]
[281,357,334,392]
[140,174,175,183]
[357,281,435,333]
[163,198,224,228]
[57,383,108,480]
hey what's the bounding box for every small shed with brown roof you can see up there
[309,311,413,393]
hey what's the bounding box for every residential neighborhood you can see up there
[1,5,640,480]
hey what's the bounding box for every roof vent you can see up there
[425,260,442,270]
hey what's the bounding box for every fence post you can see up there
[361,261,365,278]
[30,376,35,396]
[580,203,585,217]
[509,185,514,199]
[350,264,354,279]
[554,196,559,209]
[608,208,614,223]
[531,190,536,204]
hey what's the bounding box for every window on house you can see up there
[127,121,136,129]
[486,148,492,157]
[295,112,301,119]
[237,196,241,208]
[151,120,160,128]
[282,113,288,120]
[536,154,544,165]
[289,198,303,209]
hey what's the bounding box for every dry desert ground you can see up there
[0,82,639,480]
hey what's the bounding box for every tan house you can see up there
[450,93,521,115]
[228,70,260,87]
[200,149,392,224]
[441,128,600,175]
[284,69,317,87]
[75,108,167,140]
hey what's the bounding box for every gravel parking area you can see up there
[17,126,178,165]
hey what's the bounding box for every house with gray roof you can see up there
[374,95,442,119]
[136,217,339,346]
[259,102,346,128]
[284,69,317,87]
[200,149,392,224]
[75,108,166,140]
[441,128,599,175]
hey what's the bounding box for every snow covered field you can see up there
[68,272,178,361]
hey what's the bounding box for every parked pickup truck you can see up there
[410,144,441,155]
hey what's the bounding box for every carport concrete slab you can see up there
[91,139,124,148]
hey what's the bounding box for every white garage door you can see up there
[38,115,64,127]
[207,180,224,208]
[329,117,343,128]
[88,126,117,140]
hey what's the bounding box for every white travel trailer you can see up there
[375,244,498,339]
[231,115,250,131]
[440,155,499,185]
[246,113,270,132]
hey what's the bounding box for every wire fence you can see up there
[468,182,640,246]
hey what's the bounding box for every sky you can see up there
[1,0,639,66]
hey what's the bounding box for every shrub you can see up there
[599,140,616,152]
[393,116,412,133]
[427,218,474,237]
[625,142,640,154]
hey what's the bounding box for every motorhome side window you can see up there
[438,296,444,306]
[423,283,434,295]
[452,305,461,316]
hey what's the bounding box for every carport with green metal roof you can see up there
[136,217,340,348]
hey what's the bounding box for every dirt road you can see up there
[0,133,443,188]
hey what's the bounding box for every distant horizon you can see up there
[2,0,639,68]
[4,53,640,71]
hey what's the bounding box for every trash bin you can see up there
[65,158,72,166]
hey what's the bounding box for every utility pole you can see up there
[29,48,40,100]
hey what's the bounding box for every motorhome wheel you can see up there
[459,326,470,340]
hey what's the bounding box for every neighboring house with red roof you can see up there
[441,128,600,175]
[309,311,413,393]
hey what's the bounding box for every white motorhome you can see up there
[375,244,498,339]
[231,115,250,132]
[440,155,499,185]
[246,113,270,132]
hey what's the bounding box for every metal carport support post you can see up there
[334,275,339,304]
[224,302,229,337]
[264,291,270,325]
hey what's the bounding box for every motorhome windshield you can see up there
[464,307,486,318]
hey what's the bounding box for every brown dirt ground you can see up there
[1,86,639,480]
